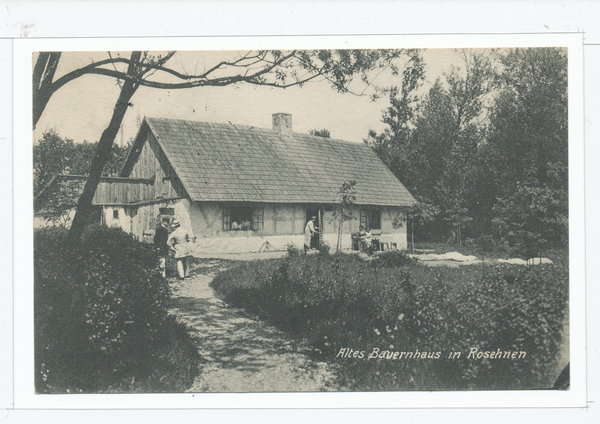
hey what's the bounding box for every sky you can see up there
[33,49,469,147]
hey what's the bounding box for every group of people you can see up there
[231,220,251,230]
[356,225,372,252]
[155,215,373,277]
[153,218,191,280]
[304,216,373,253]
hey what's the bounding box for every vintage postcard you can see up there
[13,33,585,409]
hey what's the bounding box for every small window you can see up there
[223,206,264,231]
[360,209,381,230]
[113,209,119,219]
[159,207,175,216]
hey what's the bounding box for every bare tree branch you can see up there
[33,48,411,244]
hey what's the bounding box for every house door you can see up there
[306,207,324,248]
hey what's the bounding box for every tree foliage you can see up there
[33,130,130,225]
[33,50,410,129]
[485,47,568,191]
[309,128,331,138]
[365,50,425,186]
[33,129,130,196]
[396,195,440,252]
[485,48,568,251]
[367,47,568,257]
[491,165,568,257]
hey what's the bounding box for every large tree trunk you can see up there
[33,52,62,129]
[411,219,415,253]
[337,221,342,252]
[65,52,141,245]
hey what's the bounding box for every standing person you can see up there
[304,216,317,253]
[153,219,170,278]
[167,219,190,280]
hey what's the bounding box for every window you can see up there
[113,209,119,219]
[223,205,264,231]
[158,207,175,227]
[252,207,264,231]
[360,209,381,230]
[159,207,174,216]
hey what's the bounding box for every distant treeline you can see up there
[366,47,568,257]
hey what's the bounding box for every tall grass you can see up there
[211,250,568,391]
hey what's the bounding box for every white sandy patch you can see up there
[410,252,480,263]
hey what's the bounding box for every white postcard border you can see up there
[13,33,586,409]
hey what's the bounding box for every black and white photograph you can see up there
[29,44,575,398]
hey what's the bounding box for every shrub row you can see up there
[210,251,568,391]
[34,225,200,393]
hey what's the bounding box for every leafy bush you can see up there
[211,254,568,391]
[370,250,418,268]
[286,243,301,257]
[476,234,495,251]
[317,241,331,255]
[492,182,568,257]
[447,264,569,389]
[35,225,200,393]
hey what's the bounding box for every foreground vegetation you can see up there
[34,225,200,393]
[211,249,569,391]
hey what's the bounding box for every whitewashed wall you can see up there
[34,201,407,252]
[186,202,408,253]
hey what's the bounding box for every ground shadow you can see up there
[169,294,304,373]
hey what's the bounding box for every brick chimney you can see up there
[272,113,292,135]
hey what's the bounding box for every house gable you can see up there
[121,121,188,201]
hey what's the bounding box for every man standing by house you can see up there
[167,219,190,280]
[304,216,318,253]
[154,219,170,278]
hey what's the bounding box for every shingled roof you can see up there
[125,116,416,207]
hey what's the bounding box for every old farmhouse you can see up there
[36,114,417,253]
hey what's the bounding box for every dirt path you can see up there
[167,259,339,393]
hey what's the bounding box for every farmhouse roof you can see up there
[122,116,416,207]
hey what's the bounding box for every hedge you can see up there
[34,225,200,393]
